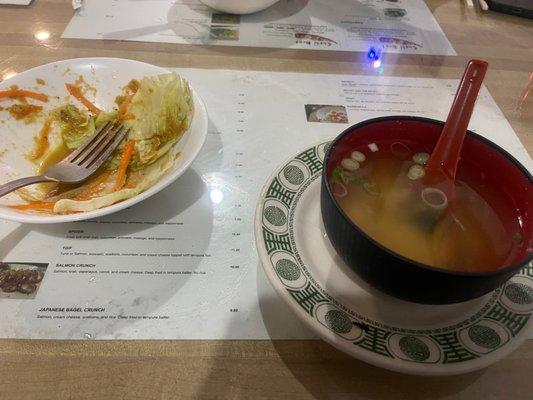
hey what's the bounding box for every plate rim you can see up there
[0,57,208,224]
[254,141,533,376]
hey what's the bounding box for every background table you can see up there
[0,1,532,398]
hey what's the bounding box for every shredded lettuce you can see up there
[53,152,176,214]
[122,72,193,169]
[54,104,95,150]
[95,111,117,127]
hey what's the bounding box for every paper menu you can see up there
[0,68,530,340]
[62,0,455,56]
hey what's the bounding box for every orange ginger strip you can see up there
[8,201,55,211]
[29,119,52,160]
[65,83,101,115]
[0,89,48,102]
[113,140,135,191]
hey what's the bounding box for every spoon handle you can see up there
[426,60,488,181]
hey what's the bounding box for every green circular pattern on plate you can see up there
[275,259,301,281]
[504,283,533,305]
[398,336,430,362]
[468,325,501,349]
[257,142,533,374]
[283,165,305,185]
[324,310,352,334]
[264,206,287,226]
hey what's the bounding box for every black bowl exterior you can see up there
[320,176,520,304]
[320,115,531,305]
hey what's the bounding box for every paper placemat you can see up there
[62,0,455,56]
[0,68,530,339]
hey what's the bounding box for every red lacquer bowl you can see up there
[321,116,532,304]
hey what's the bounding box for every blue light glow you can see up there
[367,48,377,60]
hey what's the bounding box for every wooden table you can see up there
[1,1,532,398]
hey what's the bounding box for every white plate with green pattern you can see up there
[254,141,533,376]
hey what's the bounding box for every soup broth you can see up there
[330,142,524,272]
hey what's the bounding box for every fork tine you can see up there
[80,124,125,168]
[72,122,118,165]
[74,130,114,166]
[85,127,130,172]
[77,129,116,166]
[65,121,114,163]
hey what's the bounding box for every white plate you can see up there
[254,141,533,376]
[0,58,208,223]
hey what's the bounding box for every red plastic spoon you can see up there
[424,60,488,196]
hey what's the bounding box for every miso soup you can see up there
[330,142,524,272]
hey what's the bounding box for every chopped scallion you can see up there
[412,152,430,165]
[341,158,360,171]
[351,151,366,162]
[407,164,425,180]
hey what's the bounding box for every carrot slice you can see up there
[114,140,135,191]
[0,89,48,102]
[9,201,55,211]
[65,83,100,115]
[29,119,52,160]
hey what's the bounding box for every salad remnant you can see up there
[29,119,52,160]
[65,82,101,115]
[0,86,48,102]
[7,72,194,215]
[117,95,134,121]
[114,139,136,191]
[9,201,55,212]
[8,104,42,122]
[54,104,95,150]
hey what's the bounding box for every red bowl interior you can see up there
[326,117,533,267]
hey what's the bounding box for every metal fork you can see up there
[0,121,129,199]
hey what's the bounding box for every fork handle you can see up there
[0,176,55,199]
